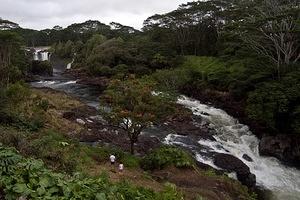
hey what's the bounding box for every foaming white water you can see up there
[57,81,77,85]
[171,95,300,199]
[67,58,75,70]
[40,52,49,61]
[33,52,38,61]
[32,47,50,61]
[37,80,57,85]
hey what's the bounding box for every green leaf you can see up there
[37,186,46,196]
[39,176,51,188]
[13,183,30,194]
[96,193,107,200]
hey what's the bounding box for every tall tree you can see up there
[230,0,300,79]
[101,78,175,154]
[0,31,22,87]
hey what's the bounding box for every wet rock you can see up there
[165,115,216,141]
[63,111,76,120]
[63,106,98,121]
[242,154,253,162]
[76,119,86,125]
[201,112,210,116]
[259,134,300,168]
[214,153,256,188]
[66,68,109,90]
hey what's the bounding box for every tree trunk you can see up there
[130,141,135,155]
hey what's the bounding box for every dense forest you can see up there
[0,0,299,199]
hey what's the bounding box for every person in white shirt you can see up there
[109,154,116,165]
[118,163,124,174]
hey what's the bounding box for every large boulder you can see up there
[214,153,256,188]
[259,134,300,168]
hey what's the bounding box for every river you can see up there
[30,49,300,200]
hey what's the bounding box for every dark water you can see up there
[30,57,101,108]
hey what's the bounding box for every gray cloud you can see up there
[0,0,188,30]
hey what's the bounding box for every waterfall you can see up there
[67,58,75,69]
[40,52,49,61]
[33,52,38,61]
[31,47,50,61]
[165,95,300,200]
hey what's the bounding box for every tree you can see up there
[230,0,300,79]
[0,31,23,87]
[101,78,176,154]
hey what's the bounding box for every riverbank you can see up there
[0,87,256,200]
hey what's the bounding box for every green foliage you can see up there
[0,146,183,200]
[247,72,300,134]
[0,147,22,175]
[149,56,247,93]
[141,146,194,170]
[181,56,246,90]
[88,65,114,76]
[27,130,78,173]
[0,83,45,131]
[36,99,50,111]
[148,68,190,92]
[0,31,28,87]
[101,78,176,154]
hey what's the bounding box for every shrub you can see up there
[28,131,78,173]
[89,65,114,76]
[246,72,300,134]
[0,83,47,132]
[114,64,130,75]
[36,99,50,111]
[30,60,53,76]
[0,128,26,150]
[141,146,194,170]
[149,68,190,92]
[3,82,30,104]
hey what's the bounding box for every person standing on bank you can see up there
[109,154,116,165]
[118,163,124,174]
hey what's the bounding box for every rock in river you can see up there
[214,153,256,188]
[259,134,300,168]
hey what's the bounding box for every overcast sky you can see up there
[0,0,189,30]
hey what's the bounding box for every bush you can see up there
[0,83,47,132]
[88,65,114,76]
[36,99,50,111]
[28,131,78,173]
[114,64,130,75]
[30,60,53,76]
[148,68,188,92]
[0,128,26,150]
[141,146,194,171]
[3,82,30,104]
[246,72,300,134]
